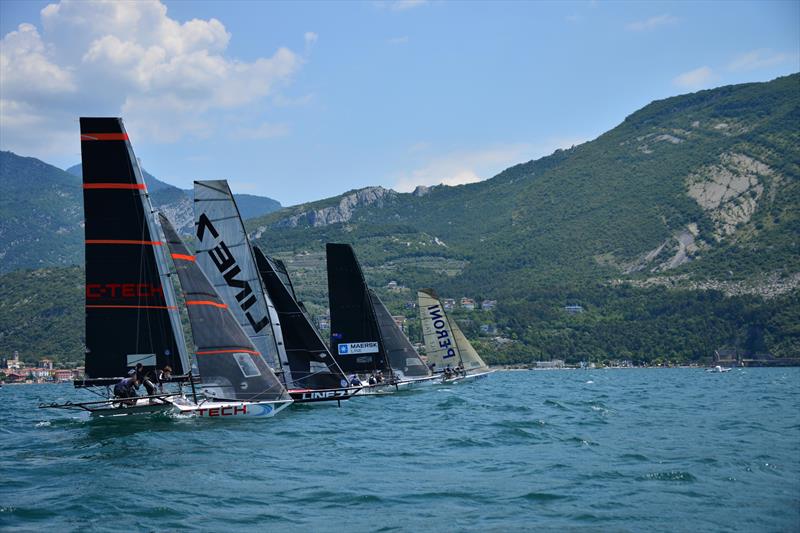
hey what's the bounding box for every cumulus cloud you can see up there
[673,66,714,90]
[728,49,795,71]
[626,14,678,32]
[0,0,303,158]
[393,138,586,192]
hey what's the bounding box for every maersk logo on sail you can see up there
[427,304,456,359]
[338,342,378,355]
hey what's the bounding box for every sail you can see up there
[417,289,462,371]
[369,290,431,378]
[417,289,487,372]
[192,180,290,384]
[254,247,346,389]
[79,117,189,385]
[326,243,389,374]
[159,213,288,402]
[451,320,489,371]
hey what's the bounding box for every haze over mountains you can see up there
[1,75,797,364]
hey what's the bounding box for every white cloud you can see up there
[387,36,409,45]
[673,66,714,90]
[392,138,586,192]
[728,49,795,72]
[626,14,678,32]
[0,0,303,159]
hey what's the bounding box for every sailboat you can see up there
[326,243,439,392]
[192,180,356,404]
[417,289,494,382]
[41,117,193,415]
[159,214,292,417]
[41,118,291,418]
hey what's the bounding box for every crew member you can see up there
[113,375,140,406]
[129,363,157,397]
[157,365,173,393]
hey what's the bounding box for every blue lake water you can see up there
[1,368,799,532]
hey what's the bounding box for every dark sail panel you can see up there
[254,247,345,389]
[80,117,185,385]
[369,290,431,378]
[160,214,288,402]
[326,243,389,374]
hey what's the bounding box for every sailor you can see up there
[375,370,384,384]
[113,375,140,406]
[349,374,362,386]
[129,363,157,397]
[157,365,173,393]
[456,362,464,376]
[368,374,377,386]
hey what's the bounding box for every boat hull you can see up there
[171,398,293,418]
[289,386,360,403]
[441,369,495,384]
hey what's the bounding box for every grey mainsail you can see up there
[193,180,292,386]
[160,213,288,402]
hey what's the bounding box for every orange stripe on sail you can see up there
[85,240,163,245]
[171,253,195,262]
[186,300,227,308]
[83,183,146,190]
[86,305,177,310]
[81,133,129,141]
[196,349,260,355]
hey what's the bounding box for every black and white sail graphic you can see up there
[79,117,189,386]
[254,247,347,390]
[327,243,431,379]
[326,243,389,374]
[192,180,290,384]
[160,213,288,402]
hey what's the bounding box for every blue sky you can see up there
[1,0,798,206]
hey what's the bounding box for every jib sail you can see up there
[160,213,288,402]
[417,289,488,372]
[370,289,431,378]
[326,243,390,374]
[254,247,347,390]
[79,117,189,386]
[192,180,290,385]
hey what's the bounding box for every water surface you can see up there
[2,368,799,532]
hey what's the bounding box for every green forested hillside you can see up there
[1,75,798,364]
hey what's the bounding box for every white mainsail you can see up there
[417,289,488,373]
[193,180,293,386]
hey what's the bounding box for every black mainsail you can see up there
[79,117,189,386]
[254,247,347,390]
[326,243,431,380]
[159,213,288,402]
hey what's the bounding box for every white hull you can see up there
[442,369,495,384]
[355,374,442,395]
[170,397,293,418]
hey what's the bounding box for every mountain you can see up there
[0,156,282,273]
[0,152,83,273]
[1,75,797,364]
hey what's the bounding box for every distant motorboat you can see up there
[706,365,732,373]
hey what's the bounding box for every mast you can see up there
[192,180,292,386]
[78,117,188,386]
